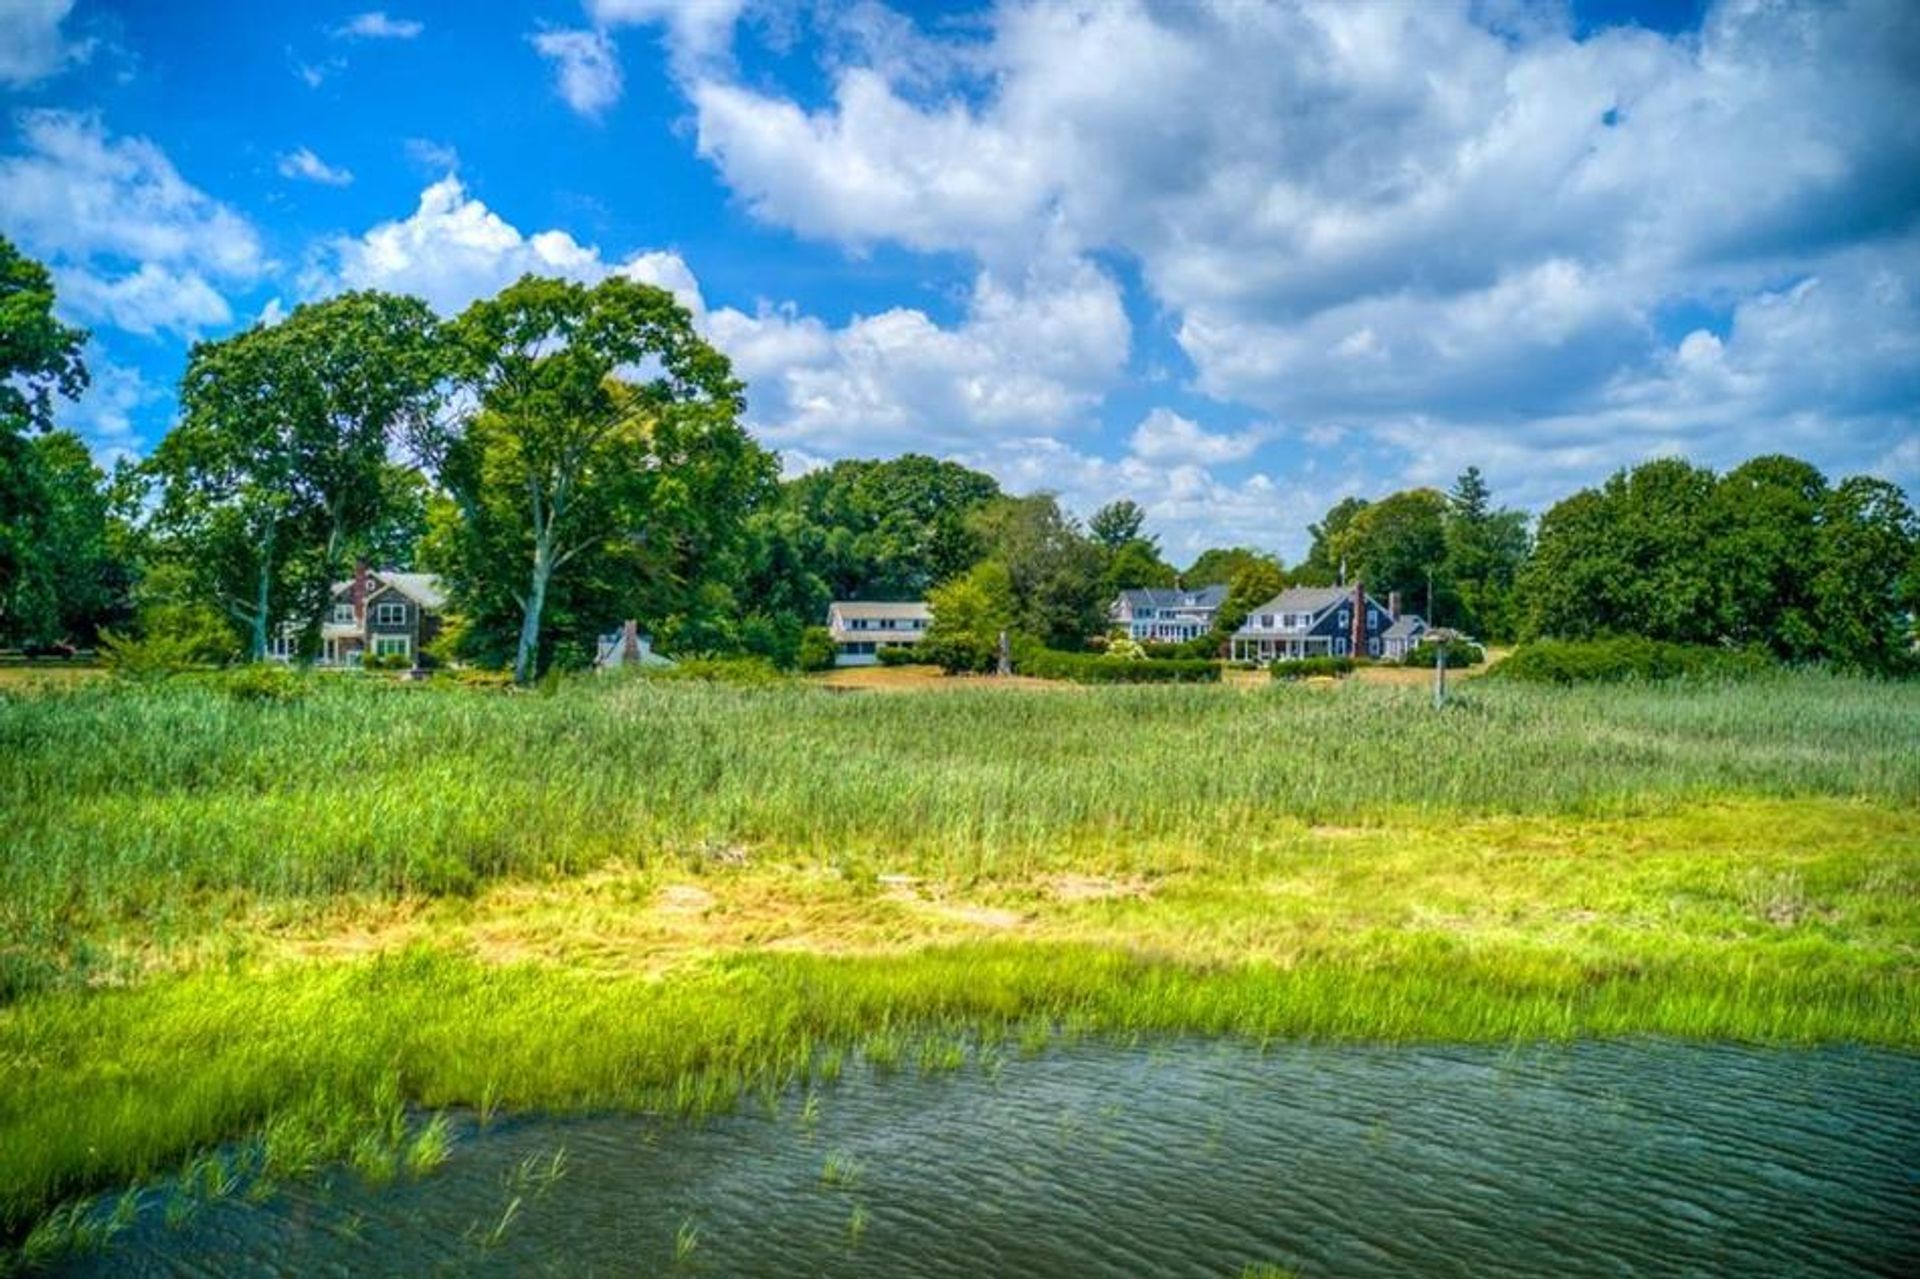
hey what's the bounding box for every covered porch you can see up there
[1230,634,1333,665]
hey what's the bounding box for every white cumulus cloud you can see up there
[0,0,92,87]
[278,146,354,187]
[0,111,263,337]
[531,28,623,118]
[335,11,423,40]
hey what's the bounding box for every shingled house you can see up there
[1108,584,1229,643]
[1229,584,1425,664]
[827,600,933,666]
[268,567,446,667]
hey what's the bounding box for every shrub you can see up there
[1268,656,1356,681]
[444,667,514,690]
[1142,635,1224,661]
[797,626,838,673]
[218,663,311,703]
[97,629,206,680]
[1493,637,1773,685]
[874,644,924,667]
[918,634,998,675]
[363,652,413,672]
[1401,638,1485,668]
[1019,649,1221,683]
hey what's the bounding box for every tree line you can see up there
[2,234,1915,678]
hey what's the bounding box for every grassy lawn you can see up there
[2,670,1917,1237]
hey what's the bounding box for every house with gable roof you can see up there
[1108,584,1229,644]
[827,599,934,666]
[1229,583,1427,664]
[267,566,447,667]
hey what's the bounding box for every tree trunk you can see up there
[249,557,272,662]
[300,516,347,668]
[514,531,552,685]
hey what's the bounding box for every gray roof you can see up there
[829,600,932,620]
[334,570,448,611]
[1248,586,1354,615]
[379,573,447,610]
[1118,584,1228,609]
[1383,615,1427,639]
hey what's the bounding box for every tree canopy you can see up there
[1520,456,1918,670]
[433,274,767,682]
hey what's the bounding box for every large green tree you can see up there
[1088,499,1149,550]
[435,275,764,682]
[969,493,1105,648]
[1298,496,1369,585]
[921,559,1016,673]
[1520,458,1722,644]
[1706,455,1826,658]
[8,432,135,644]
[779,454,1002,600]
[1811,476,1919,672]
[1308,488,1452,616]
[1443,467,1529,640]
[148,291,444,660]
[0,235,92,645]
[1184,546,1280,589]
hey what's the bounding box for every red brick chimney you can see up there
[1388,590,1401,621]
[352,560,370,624]
[1351,581,1366,655]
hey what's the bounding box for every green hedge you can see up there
[1020,650,1221,683]
[1268,656,1357,680]
[875,644,925,667]
[1400,639,1485,668]
[1492,638,1773,684]
[1140,636,1224,661]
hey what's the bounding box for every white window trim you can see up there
[372,634,411,658]
[373,602,408,627]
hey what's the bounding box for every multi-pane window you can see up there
[373,602,407,627]
[372,635,410,658]
[331,603,356,624]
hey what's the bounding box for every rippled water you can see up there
[58,1041,1920,1277]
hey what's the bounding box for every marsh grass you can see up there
[1,673,1917,1247]
[5,673,1916,955]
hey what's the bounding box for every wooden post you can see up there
[996,628,1011,677]
[1433,640,1447,709]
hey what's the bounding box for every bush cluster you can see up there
[796,626,838,673]
[1268,656,1357,680]
[214,664,312,703]
[1492,637,1774,684]
[1140,635,1224,661]
[875,644,925,667]
[1020,650,1221,683]
[1400,638,1485,668]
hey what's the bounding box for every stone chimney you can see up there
[1388,590,1401,621]
[1351,581,1366,655]
[352,560,370,625]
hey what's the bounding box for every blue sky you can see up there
[3,0,1916,560]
